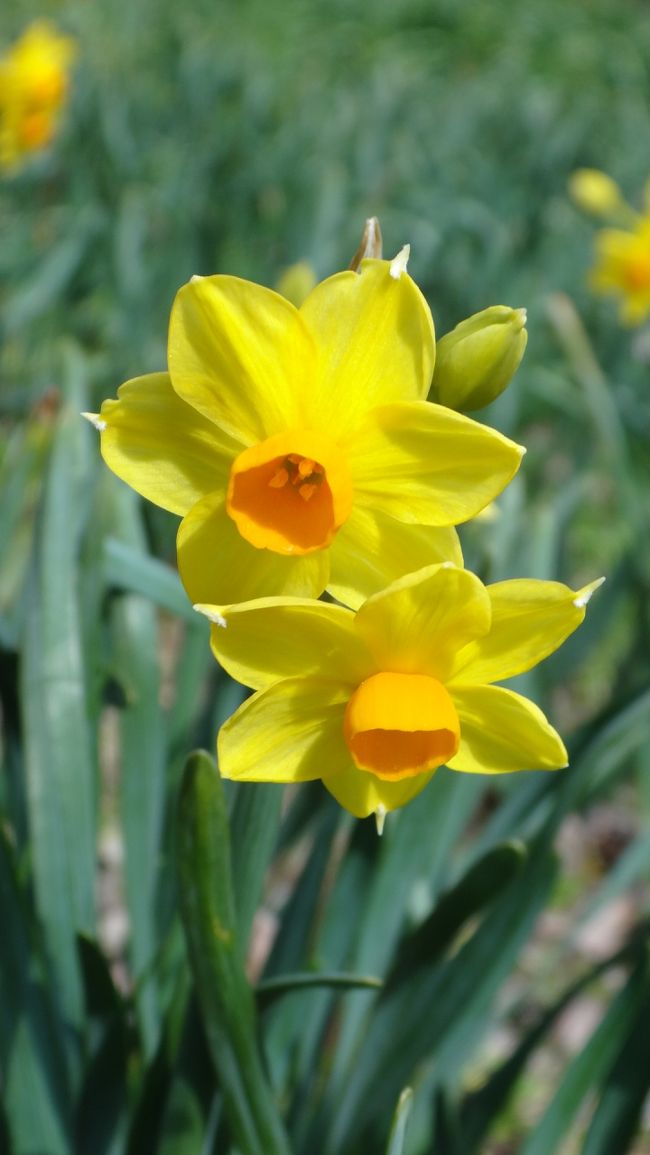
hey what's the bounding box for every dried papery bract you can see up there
[349,216,383,270]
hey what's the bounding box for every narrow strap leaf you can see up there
[176,750,292,1155]
[385,1088,413,1155]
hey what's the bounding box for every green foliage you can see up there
[1,0,650,1152]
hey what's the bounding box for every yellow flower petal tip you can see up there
[573,576,605,609]
[194,604,227,628]
[374,805,387,836]
[81,412,106,432]
[212,563,594,820]
[389,244,410,279]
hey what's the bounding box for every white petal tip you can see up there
[573,576,606,609]
[389,244,410,279]
[190,273,205,283]
[194,604,227,628]
[374,805,387,836]
[81,412,106,432]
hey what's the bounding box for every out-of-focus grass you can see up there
[2,0,650,389]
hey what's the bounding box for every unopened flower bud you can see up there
[430,306,527,412]
[569,169,625,218]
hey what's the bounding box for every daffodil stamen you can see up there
[268,465,290,489]
[343,671,460,780]
[226,430,353,555]
[268,454,324,499]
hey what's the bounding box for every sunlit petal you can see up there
[300,258,435,435]
[323,762,434,819]
[218,677,349,783]
[448,685,567,775]
[177,491,329,605]
[169,275,318,444]
[202,598,373,690]
[328,505,462,610]
[98,372,238,516]
[348,400,525,525]
[354,564,491,681]
[449,577,604,686]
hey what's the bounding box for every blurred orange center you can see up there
[344,672,460,781]
[226,430,353,555]
[624,252,650,291]
[19,109,51,148]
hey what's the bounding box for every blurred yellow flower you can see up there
[0,21,75,170]
[90,255,523,608]
[569,167,650,325]
[590,218,650,326]
[199,564,603,820]
[275,261,317,307]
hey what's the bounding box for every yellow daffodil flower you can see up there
[89,256,524,608]
[589,218,650,326]
[0,21,75,171]
[569,168,650,325]
[199,563,603,820]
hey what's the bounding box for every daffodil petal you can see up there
[168,275,317,445]
[300,258,435,435]
[218,677,350,783]
[323,763,434,819]
[203,598,373,691]
[354,563,491,680]
[327,505,463,610]
[177,492,329,605]
[448,685,567,775]
[348,400,525,525]
[98,373,239,516]
[449,577,604,686]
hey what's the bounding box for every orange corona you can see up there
[344,671,460,780]
[226,430,353,555]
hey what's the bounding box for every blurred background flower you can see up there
[570,167,650,325]
[0,20,75,171]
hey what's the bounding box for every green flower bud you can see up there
[430,305,528,412]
